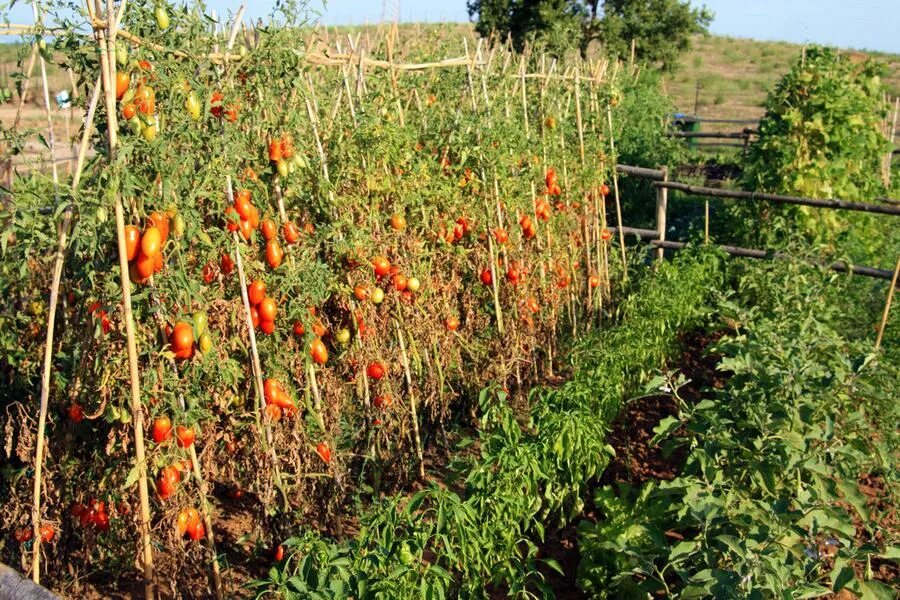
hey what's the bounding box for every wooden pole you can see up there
[875,258,900,352]
[655,166,667,262]
[606,105,628,278]
[395,319,425,480]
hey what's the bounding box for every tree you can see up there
[467,0,712,69]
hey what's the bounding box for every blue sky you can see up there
[3,1,899,54]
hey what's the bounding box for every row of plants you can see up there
[251,247,726,598]
[0,1,688,595]
[577,259,900,597]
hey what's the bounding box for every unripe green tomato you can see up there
[198,332,212,354]
[239,45,247,58]
[288,160,295,174]
[335,328,351,345]
[172,214,185,237]
[292,153,307,169]
[116,41,128,66]
[192,311,208,337]
[406,277,421,293]
[276,158,289,178]
[128,116,142,135]
[370,287,385,304]
[399,542,414,565]
[154,6,170,30]
[120,87,136,105]
[96,206,108,223]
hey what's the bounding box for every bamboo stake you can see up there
[606,104,628,279]
[574,70,585,165]
[519,55,529,136]
[395,319,425,480]
[875,258,900,351]
[30,70,101,587]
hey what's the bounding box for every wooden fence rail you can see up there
[614,164,899,280]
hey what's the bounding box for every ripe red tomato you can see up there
[115,71,130,99]
[601,229,611,241]
[250,306,260,329]
[392,273,408,292]
[220,252,235,275]
[248,280,265,306]
[283,222,300,244]
[152,416,172,443]
[492,228,508,244]
[292,320,305,336]
[171,321,194,353]
[258,297,277,322]
[373,394,391,409]
[234,193,252,220]
[274,544,285,561]
[187,520,205,541]
[506,267,520,285]
[261,219,276,241]
[589,274,600,289]
[14,528,33,543]
[260,319,275,334]
[266,240,284,269]
[353,285,369,301]
[39,524,54,543]
[122,102,136,120]
[480,268,493,286]
[210,91,224,118]
[444,316,460,331]
[225,206,239,232]
[316,441,331,464]
[366,361,386,380]
[140,227,162,261]
[310,337,328,365]
[599,184,610,197]
[148,211,170,242]
[202,261,216,284]
[372,256,391,277]
[175,425,195,448]
[268,140,282,162]
[124,225,141,261]
[68,403,84,423]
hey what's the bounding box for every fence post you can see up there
[655,166,668,262]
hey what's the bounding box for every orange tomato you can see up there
[124,225,141,261]
[141,226,162,258]
[283,222,300,244]
[310,338,328,365]
[248,280,265,306]
[260,219,277,241]
[266,240,283,269]
[115,71,130,100]
[258,297,277,322]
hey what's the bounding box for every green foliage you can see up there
[742,47,891,242]
[252,248,725,598]
[577,260,900,598]
[467,0,711,66]
[592,0,712,71]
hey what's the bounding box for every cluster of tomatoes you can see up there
[13,524,54,545]
[167,311,211,360]
[70,498,112,532]
[267,134,307,178]
[225,189,263,243]
[151,417,196,500]
[246,280,279,334]
[87,301,112,335]
[545,166,563,197]
[175,507,205,541]
[125,210,179,284]
[210,90,239,122]
[115,58,160,142]
[262,378,295,421]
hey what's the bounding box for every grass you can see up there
[664,34,900,123]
